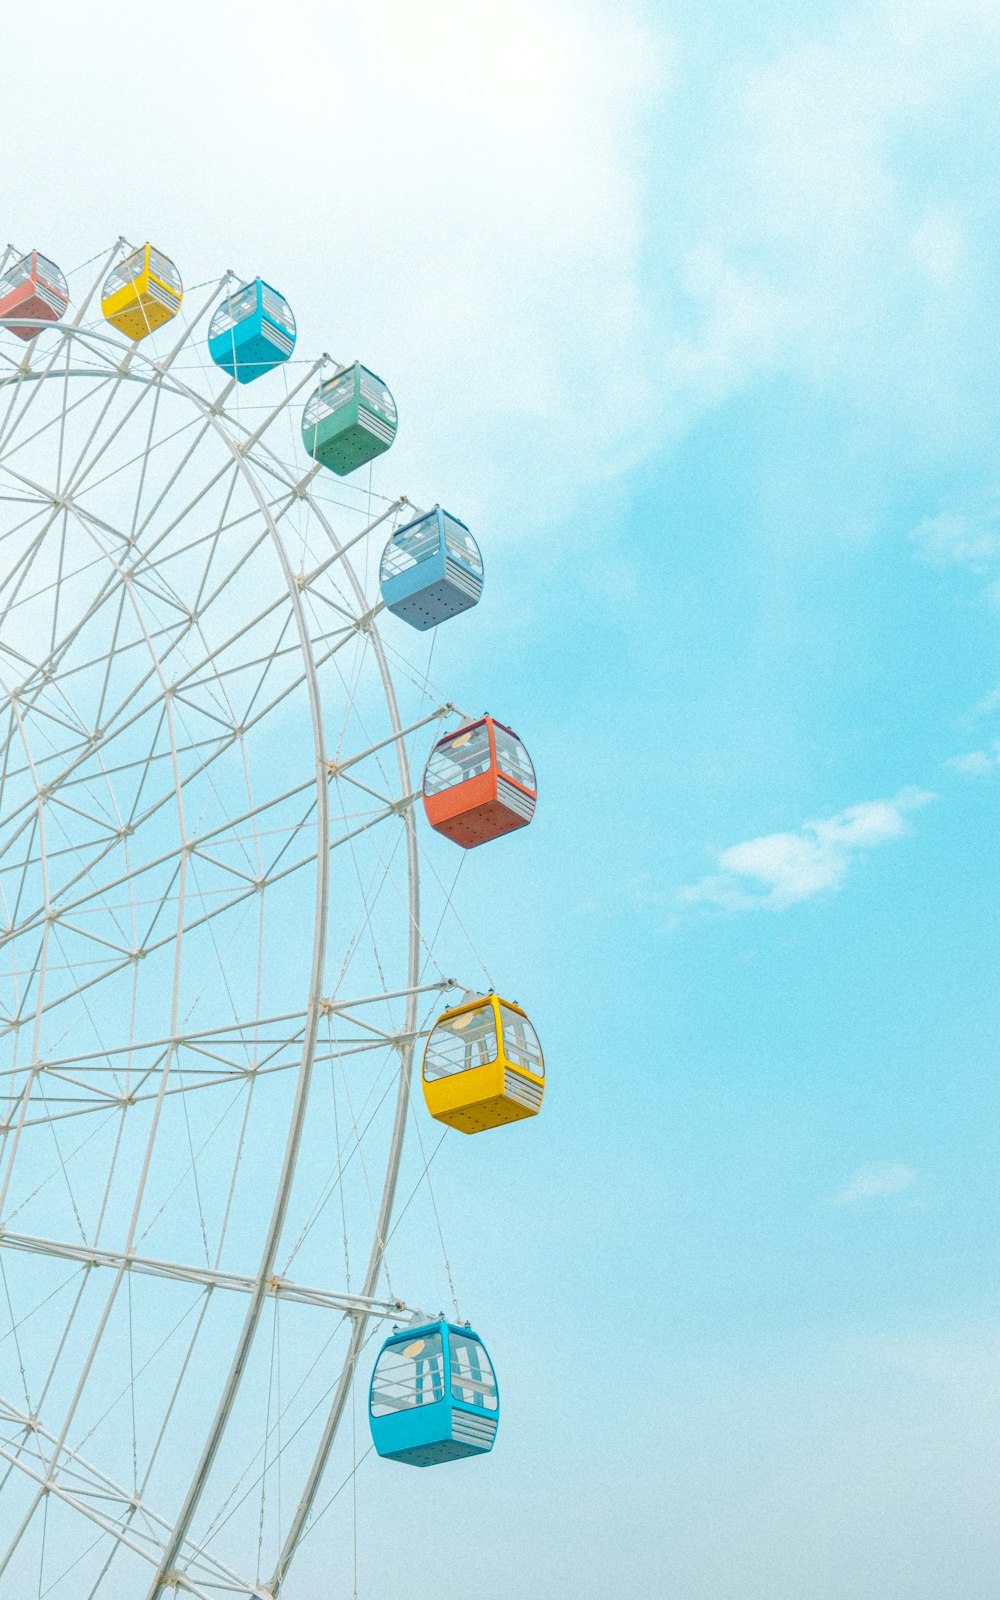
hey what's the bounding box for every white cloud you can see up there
[641,0,1000,480]
[970,681,1000,717]
[947,740,1000,776]
[680,788,934,912]
[13,0,1000,532]
[0,0,669,535]
[3,0,1000,539]
[910,495,1000,572]
[832,1163,917,1204]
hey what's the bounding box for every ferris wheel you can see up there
[0,242,544,1598]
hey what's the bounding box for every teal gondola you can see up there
[369,1318,499,1466]
[208,278,295,382]
[379,506,484,630]
[302,363,397,475]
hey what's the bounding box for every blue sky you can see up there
[3,0,1000,1594]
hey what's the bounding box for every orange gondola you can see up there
[421,716,536,848]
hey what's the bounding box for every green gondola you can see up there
[301,362,397,476]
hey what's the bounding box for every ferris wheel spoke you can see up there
[51,913,134,964]
[278,1053,401,1282]
[42,1524,110,1600]
[87,588,132,754]
[0,348,116,462]
[0,584,146,737]
[233,358,328,460]
[0,1259,80,1358]
[174,633,302,724]
[0,500,82,640]
[9,989,434,1084]
[7,615,304,846]
[11,1018,414,1132]
[57,356,164,504]
[0,495,52,547]
[325,978,453,1013]
[331,767,403,811]
[21,1065,124,1104]
[31,815,123,879]
[297,494,408,590]
[2,394,233,630]
[46,783,123,836]
[0,322,68,407]
[2,771,314,950]
[0,1235,412,1321]
[0,1105,122,1229]
[70,405,208,506]
[127,455,243,576]
[166,688,246,742]
[6,586,378,846]
[15,695,91,748]
[152,276,233,377]
[170,609,349,738]
[21,362,139,524]
[0,1400,270,1600]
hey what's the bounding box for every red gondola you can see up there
[0,252,69,340]
[422,716,536,848]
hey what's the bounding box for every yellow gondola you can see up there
[422,992,544,1134]
[102,244,182,341]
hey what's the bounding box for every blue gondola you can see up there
[208,278,296,382]
[369,1318,499,1466]
[379,506,484,630]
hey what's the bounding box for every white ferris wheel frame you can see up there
[0,242,468,1600]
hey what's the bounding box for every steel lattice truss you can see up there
[0,247,466,1599]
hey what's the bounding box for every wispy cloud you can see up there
[946,739,1000,777]
[832,1163,917,1205]
[679,789,934,912]
[644,0,1000,473]
[909,495,1000,574]
[11,0,1000,537]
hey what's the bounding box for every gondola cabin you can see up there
[0,252,69,340]
[301,363,396,476]
[422,716,536,847]
[370,1319,499,1466]
[208,278,296,382]
[380,506,484,630]
[423,993,544,1133]
[101,244,182,341]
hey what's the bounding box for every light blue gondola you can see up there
[379,506,484,630]
[369,1318,499,1467]
[208,278,296,382]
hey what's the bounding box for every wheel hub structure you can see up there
[0,255,458,1598]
